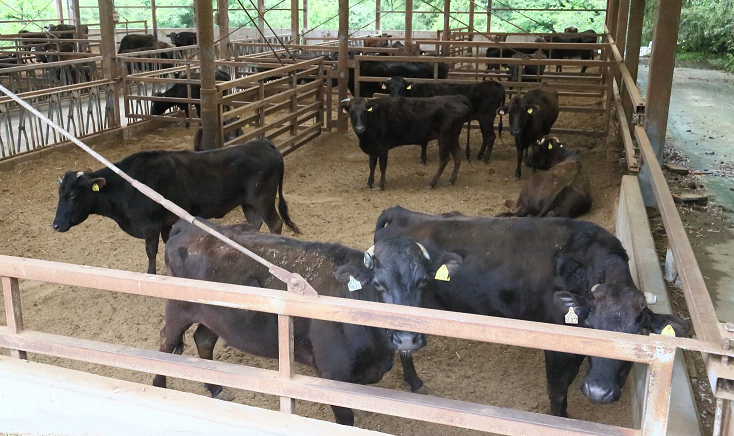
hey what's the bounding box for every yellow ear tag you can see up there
[406,84,412,90]
[367,107,373,112]
[565,307,578,325]
[527,108,534,114]
[548,144,553,150]
[661,324,676,337]
[92,183,100,192]
[435,264,450,281]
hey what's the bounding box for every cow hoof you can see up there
[373,186,384,192]
[213,388,236,402]
[425,184,435,190]
[412,384,433,395]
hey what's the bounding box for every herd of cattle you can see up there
[47,29,689,428]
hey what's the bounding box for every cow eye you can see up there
[68,192,77,200]
[372,281,385,292]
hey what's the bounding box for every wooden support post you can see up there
[607,0,620,39]
[71,0,83,50]
[376,0,381,31]
[217,0,230,59]
[468,0,475,42]
[645,0,682,162]
[405,0,413,52]
[337,0,348,132]
[257,0,265,39]
[2,277,27,360]
[97,0,117,79]
[196,0,222,149]
[278,314,295,414]
[487,0,492,33]
[443,0,451,54]
[625,0,646,83]
[615,0,630,61]
[303,0,308,29]
[55,0,65,23]
[151,0,158,41]
[291,0,299,44]
[640,351,676,436]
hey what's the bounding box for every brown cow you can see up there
[501,136,591,218]
[364,33,393,48]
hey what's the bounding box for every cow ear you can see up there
[430,252,462,282]
[334,264,373,291]
[90,177,106,192]
[646,310,690,338]
[527,104,540,115]
[339,99,351,114]
[553,291,589,316]
[367,101,378,112]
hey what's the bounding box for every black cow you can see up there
[120,41,174,73]
[193,117,244,151]
[373,206,689,417]
[340,96,472,190]
[167,31,197,47]
[118,34,156,53]
[381,77,506,164]
[155,220,460,425]
[150,69,231,127]
[501,136,592,218]
[349,61,449,98]
[52,138,300,274]
[507,50,547,84]
[486,35,546,71]
[46,24,80,39]
[548,29,598,73]
[498,84,559,178]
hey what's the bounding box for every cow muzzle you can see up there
[510,129,521,136]
[52,221,69,232]
[353,124,366,134]
[390,331,426,352]
[580,379,621,404]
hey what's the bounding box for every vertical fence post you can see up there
[2,277,27,360]
[640,347,676,436]
[278,314,295,414]
[354,59,361,100]
[291,70,298,136]
[336,0,348,132]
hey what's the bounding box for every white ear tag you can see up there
[347,275,362,292]
[565,307,578,325]
[661,324,676,337]
[435,264,450,281]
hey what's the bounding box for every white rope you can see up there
[0,82,317,296]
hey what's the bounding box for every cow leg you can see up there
[544,350,585,417]
[514,138,523,179]
[161,225,172,244]
[330,406,355,426]
[367,154,377,189]
[478,117,497,163]
[399,352,430,394]
[428,141,452,188]
[376,151,388,191]
[242,205,264,231]
[447,141,462,185]
[192,324,235,401]
[420,143,428,165]
[152,305,192,389]
[261,201,284,234]
[144,231,160,274]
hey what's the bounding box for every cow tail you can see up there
[277,159,301,235]
[498,113,507,148]
[465,120,472,163]
[374,209,394,233]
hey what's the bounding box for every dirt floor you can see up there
[0,91,633,435]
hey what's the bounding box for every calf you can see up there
[341,96,472,190]
[349,61,449,97]
[150,69,231,127]
[507,50,547,84]
[167,31,197,47]
[381,77,506,164]
[118,34,156,53]
[373,206,689,417]
[155,220,460,425]
[498,84,559,178]
[501,136,592,218]
[52,138,300,274]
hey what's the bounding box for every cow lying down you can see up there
[374,206,688,417]
[53,138,299,274]
[154,220,462,426]
[501,136,592,218]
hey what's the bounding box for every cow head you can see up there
[340,97,377,135]
[381,76,412,97]
[166,32,178,43]
[564,26,579,33]
[553,284,689,404]
[52,171,107,232]
[335,237,462,352]
[524,136,563,170]
[498,95,539,137]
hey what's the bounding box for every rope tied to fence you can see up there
[0,82,318,297]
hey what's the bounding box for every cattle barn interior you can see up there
[0,0,731,435]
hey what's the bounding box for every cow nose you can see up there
[581,380,620,404]
[354,125,365,134]
[52,223,60,231]
[391,331,426,352]
[510,130,521,136]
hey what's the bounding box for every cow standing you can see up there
[52,138,299,274]
[341,96,472,190]
[548,28,598,73]
[373,206,689,417]
[118,34,157,53]
[167,31,197,47]
[507,50,548,84]
[155,220,461,425]
[501,136,592,218]
[381,77,506,164]
[349,61,449,98]
[150,69,231,127]
[498,84,559,178]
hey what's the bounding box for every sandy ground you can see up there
[0,91,633,435]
